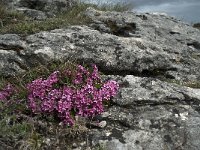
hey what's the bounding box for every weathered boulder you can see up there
[0,8,200,150]
[85,8,200,82]
[0,34,27,76]
[87,75,200,150]
[1,7,200,83]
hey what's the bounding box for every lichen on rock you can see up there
[1,6,200,150]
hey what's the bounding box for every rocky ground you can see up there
[1,2,200,150]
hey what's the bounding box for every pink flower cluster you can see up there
[0,84,15,101]
[26,64,119,126]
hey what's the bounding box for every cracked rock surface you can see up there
[89,75,200,150]
[0,8,200,150]
[1,8,200,82]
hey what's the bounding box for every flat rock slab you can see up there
[0,20,200,83]
[89,75,200,150]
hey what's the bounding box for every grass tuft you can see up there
[165,79,200,89]
[0,2,91,35]
[0,1,132,35]
[0,61,100,149]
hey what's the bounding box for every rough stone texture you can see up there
[0,8,200,150]
[1,8,200,82]
[85,8,200,82]
[87,75,200,150]
[0,34,27,76]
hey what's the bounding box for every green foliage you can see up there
[94,144,107,150]
[0,115,31,137]
[0,2,26,28]
[18,132,43,150]
[0,1,132,35]
[0,3,91,35]
[165,79,200,89]
[0,1,91,35]
[0,62,70,148]
[183,81,200,88]
[0,61,114,149]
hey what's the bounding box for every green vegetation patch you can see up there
[0,3,91,35]
[0,61,119,149]
[0,1,133,35]
[165,79,200,89]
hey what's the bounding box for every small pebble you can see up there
[72,143,78,148]
[101,112,110,118]
[98,121,107,128]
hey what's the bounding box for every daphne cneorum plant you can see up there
[0,64,119,126]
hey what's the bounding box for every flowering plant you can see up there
[0,84,15,101]
[0,64,119,126]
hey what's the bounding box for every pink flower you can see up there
[0,84,15,101]
[24,64,119,126]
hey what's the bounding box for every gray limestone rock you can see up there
[88,75,200,150]
[1,20,199,82]
[0,8,200,150]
